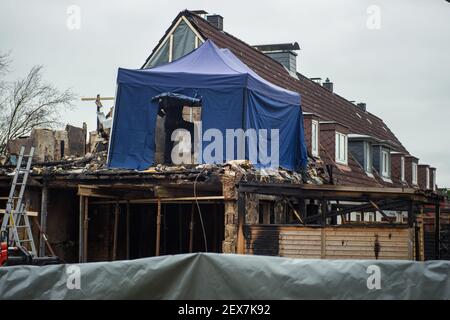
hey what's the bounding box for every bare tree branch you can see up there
[0,61,76,155]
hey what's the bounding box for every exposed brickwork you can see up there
[418,164,430,190]
[405,155,419,188]
[303,113,321,157]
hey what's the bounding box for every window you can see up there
[400,157,405,181]
[311,120,319,157]
[364,142,372,172]
[355,212,362,222]
[335,132,348,165]
[144,17,204,68]
[367,212,375,222]
[412,162,418,185]
[426,168,430,189]
[381,150,390,177]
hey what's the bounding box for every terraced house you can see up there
[0,10,447,263]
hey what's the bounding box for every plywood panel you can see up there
[245,224,413,260]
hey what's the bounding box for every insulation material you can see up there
[1,253,450,299]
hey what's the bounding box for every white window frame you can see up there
[355,212,362,222]
[400,156,405,182]
[412,162,418,185]
[335,132,348,165]
[144,16,205,68]
[426,167,430,189]
[311,120,319,157]
[381,150,390,178]
[364,142,372,173]
[367,212,375,222]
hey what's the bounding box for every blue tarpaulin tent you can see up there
[108,40,307,170]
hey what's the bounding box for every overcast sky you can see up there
[1,0,449,186]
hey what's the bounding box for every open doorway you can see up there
[153,92,201,165]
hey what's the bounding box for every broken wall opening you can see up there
[82,199,224,262]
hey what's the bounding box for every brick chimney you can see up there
[404,155,419,187]
[206,14,223,31]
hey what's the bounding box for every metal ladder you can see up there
[0,146,36,256]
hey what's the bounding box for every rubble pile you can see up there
[0,150,329,185]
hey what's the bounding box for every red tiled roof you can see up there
[142,10,412,188]
[183,11,408,153]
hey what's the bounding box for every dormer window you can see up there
[400,156,405,181]
[412,162,418,185]
[364,142,372,173]
[311,120,319,157]
[381,150,390,178]
[335,132,348,165]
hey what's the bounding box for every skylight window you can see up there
[356,112,362,118]
[367,118,372,124]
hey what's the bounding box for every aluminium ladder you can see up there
[0,146,37,256]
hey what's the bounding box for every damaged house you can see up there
[0,10,448,263]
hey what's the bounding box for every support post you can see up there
[435,203,440,260]
[83,196,89,262]
[236,192,245,254]
[39,185,48,257]
[178,204,182,253]
[189,203,194,253]
[415,222,420,261]
[407,201,414,228]
[126,201,130,260]
[113,201,119,261]
[156,199,161,256]
[78,196,84,263]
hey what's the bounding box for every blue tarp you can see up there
[108,40,307,170]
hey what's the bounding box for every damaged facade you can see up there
[0,10,448,263]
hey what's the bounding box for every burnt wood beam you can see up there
[237,183,427,202]
[435,204,440,260]
[236,192,246,254]
[284,197,304,224]
[305,199,409,223]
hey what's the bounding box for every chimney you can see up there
[357,103,367,112]
[253,42,300,74]
[206,14,223,31]
[323,78,333,92]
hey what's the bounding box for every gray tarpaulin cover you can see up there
[0,253,449,299]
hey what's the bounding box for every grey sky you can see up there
[1,0,449,185]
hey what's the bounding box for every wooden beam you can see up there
[435,204,440,260]
[113,202,119,261]
[90,196,224,205]
[81,97,114,101]
[189,204,194,253]
[126,201,130,260]
[369,201,388,219]
[156,199,161,256]
[305,199,408,223]
[83,197,89,262]
[237,182,431,202]
[78,196,84,263]
[39,186,48,257]
[284,197,304,224]
[33,217,56,257]
[236,192,245,254]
